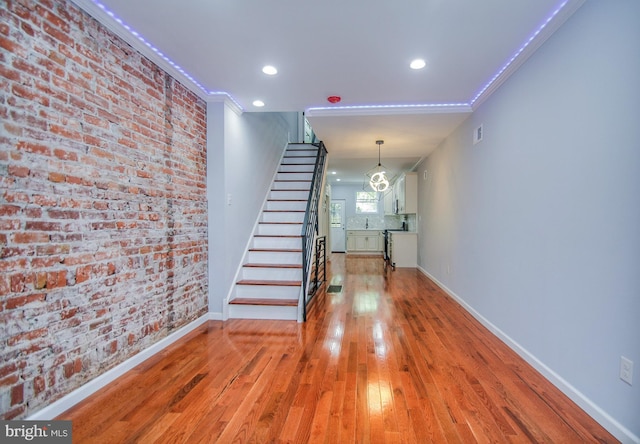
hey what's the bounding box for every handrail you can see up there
[301,141,327,321]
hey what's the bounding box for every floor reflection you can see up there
[352,291,380,314]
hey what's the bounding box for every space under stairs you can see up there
[227,144,321,321]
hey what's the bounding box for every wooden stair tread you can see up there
[236,279,302,286]
[229,298,298,306]
[249,248,302,252]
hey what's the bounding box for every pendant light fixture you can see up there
[366,140,391,193]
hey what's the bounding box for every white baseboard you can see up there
[28,313,215,420]
[209,311,223,321]
[416,265,639,444]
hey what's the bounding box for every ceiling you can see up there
[72,0,584,185]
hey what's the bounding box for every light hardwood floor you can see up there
[59,254,618,443]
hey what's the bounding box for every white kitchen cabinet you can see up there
[392,172,417,214]
[391,173,418,214]
[347,230,382,253]
[389,232,417,267]
[383,189,394,215]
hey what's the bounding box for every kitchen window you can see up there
[355,191,378,214]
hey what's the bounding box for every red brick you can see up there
[63,362,74,379]
[35,273,47,290]
[0,35,25,55]
[6,294,46,310]
[47,209,80,219]
[46,270,67,289]
[11,384,24,406]
[13,232,50,244]
[12,58,50,82]
[75,265,91,284]
[48,171,65,183]
[0,363,17,379]
[7,328,48,347]
[54,148,78,161]
[8,164,30,177]
[16,141,51,156]
[0,205,21,216]
[33,375,46,395]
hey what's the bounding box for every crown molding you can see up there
[470,0,586,110]
[70,0,584,118]
[305,103,472,118]
[68,0,244,113]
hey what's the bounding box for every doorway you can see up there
[330,199,346,252]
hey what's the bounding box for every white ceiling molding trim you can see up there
[68,0,244,114]
[470,0,586,110]
[305,103,473,118]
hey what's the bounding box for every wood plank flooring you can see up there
[58,254,618,443]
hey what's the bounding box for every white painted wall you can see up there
[416,1,639,441]
[207,104,298,317]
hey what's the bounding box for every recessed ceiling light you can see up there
[410,59,426,70]
[262,65,278,75]
[331,171,337,175]
[252,100,265,107]
[336,178,341,182]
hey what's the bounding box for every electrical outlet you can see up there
[620,356,633,385]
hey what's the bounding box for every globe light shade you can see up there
[370,171,389,192]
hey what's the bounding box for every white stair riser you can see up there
[265,200,307,211]
[272,181,312,190]
[240,267,302,281]
[276,172,313,181]
[269,190,309,200]
[252,237,301,249]
[228,304,297,321]
[247,250,302,264]
[257,224,301,236]
[261,212,305,223]
[233,284,300,300]
[279,164,315,173]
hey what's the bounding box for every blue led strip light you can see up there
[470,0,570,106]
[88,0,244,110]
[88,0,571,113]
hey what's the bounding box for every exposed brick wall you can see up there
[0,0,209,418]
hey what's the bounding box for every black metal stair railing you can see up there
[301,141,327,321]
[307,236,326,298]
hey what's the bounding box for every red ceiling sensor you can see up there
[327,95,341,104]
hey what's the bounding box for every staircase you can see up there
[227,143,322,321]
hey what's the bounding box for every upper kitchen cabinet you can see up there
[383,188,394,215]
[392,172,417,214]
